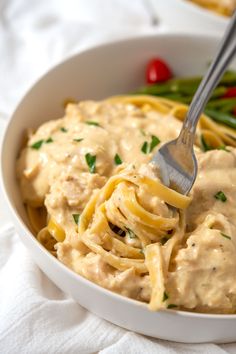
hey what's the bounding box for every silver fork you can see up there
[152,11,236,195]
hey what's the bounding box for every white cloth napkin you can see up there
[1,1,236,353]
[1,225,236,354]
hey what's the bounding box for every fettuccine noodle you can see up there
[17,95,236,313]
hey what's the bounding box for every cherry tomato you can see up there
[223,87,236,98]
[146,58,172,84]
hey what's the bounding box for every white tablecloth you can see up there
[1,1,236,353]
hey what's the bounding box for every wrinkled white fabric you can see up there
[0,0,155,117]
[1,225,236,354]
[0,1,236,353]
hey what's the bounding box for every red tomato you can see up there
[146,58,172,84]
[223,87,236,98]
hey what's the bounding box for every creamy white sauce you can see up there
[17,101,181,235]
[17,100,236,313]
[167,148,236,313]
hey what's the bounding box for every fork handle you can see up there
[181,10,236,135]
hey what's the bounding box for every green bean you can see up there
[210,87,227,98]
[172,85,226,98]
[207,98,236,114]
[165,71,236,89]
[220,102,236,113]
[137,84,226,104]
[207,97,236,109]
[220,70,236,85]
[170,77,201,86]
[137,77,200,96]
[204,108,236,129]
[137,84,188,96]
[137,81,227,98]
[135,70,236,118]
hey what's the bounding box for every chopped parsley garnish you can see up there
[150,135,161,152]
[141,141,148,154]
[73,138,83,142]
[162,291,169,302]
[86,121,100,127]
[114,153,123,165]
[167,304,178,309]
[201,135,212,152]
[60,127,68,132]
[85,153,96,173]
[31,138,54,149]
[221,232,231,240]
[126,228,136,239]
[214,191,227,202]
[45,137,53,143]
[141,135,160,154]
[72,214,80,225]
[30,140,44,150]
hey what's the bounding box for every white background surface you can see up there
[1,1,236,353]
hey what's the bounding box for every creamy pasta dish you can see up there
[187,0,236,16]
[17,95,236,314]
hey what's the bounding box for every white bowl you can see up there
[150,0,228,34]
[2,33,236,344]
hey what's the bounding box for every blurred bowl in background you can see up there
[149,0,228,35]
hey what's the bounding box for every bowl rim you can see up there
[1,32,236,320]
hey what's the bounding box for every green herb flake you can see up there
[141,141,149,154]
[45,137,53,143]
[114,153,123,165]
[201,135,212,152]
[162,291,169,302]
[140,249,144,255]
[73,138,83,142]
[141,136,160,154]
[60,127,68,133]
[221,232,231,240]
[86,121,100,127]
[72,214,80,225]
[167,304,178,309]
[214,191,227,202]
[126,228,136,239]
[85,153,96,174]
[30,140,44,150]
[149,135,161,152]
